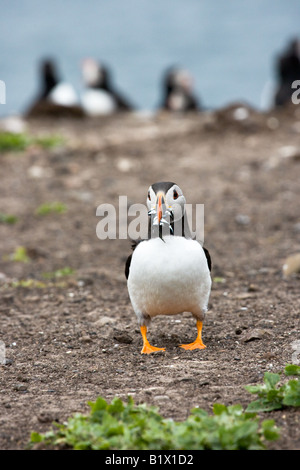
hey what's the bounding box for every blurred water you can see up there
[0,0,299,117]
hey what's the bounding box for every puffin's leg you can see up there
[140,325,165,354]
[179,320,206,350]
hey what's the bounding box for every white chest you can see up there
[49,83,79,106]
[81,89,116,115]
[127,236,211,317]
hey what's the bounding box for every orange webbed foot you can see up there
[141,344,166,354]
[140,325,165,354]
[179,320,206,351]
[179,339,206,350]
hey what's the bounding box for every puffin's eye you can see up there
[173,189,179,200]
[148,191,151,201]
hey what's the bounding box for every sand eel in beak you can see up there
[125,182,212,354]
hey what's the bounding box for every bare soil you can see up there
[0,104,299,450]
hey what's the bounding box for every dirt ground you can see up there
[0,103,300,450]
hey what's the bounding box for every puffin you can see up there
[125,182,212,354]
[274,38,300,107]
[36,59,78,106]
[160,66,201,112]
[80,58,134,116]
[26,59,83,118]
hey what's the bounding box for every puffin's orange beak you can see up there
[156,192,165,224]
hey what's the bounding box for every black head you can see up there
[39,59,59,97]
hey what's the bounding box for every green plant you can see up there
[0,213,18,224]
[213,277,226,283]
[11,279,47,288]
[31,396,279,450]
[0,132,29,151]
[246,364,300,412]
[42,267,75,279]
[35,202,67,216]
[0,132,64,152]
[10,246,30,263]
[34,135,64,149]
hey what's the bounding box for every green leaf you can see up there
[108,397,125,414]
[88,396,108,413]
[282,380,300,407]
[285,364,300,376]
[246,366,300,412]
[264,372,281,390]
[212,403,227,415]
[30,432,43,443]
[261,420,280,441]
[246,398,282,413]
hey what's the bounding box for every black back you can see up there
[92,63,134,111]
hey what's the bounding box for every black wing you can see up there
[124,239,143,279]
[125,253,132,280]
[114,92,135,111]
[203,247,212,272]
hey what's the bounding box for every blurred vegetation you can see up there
[11,279,47,288]
[0,131,64,152]
[10,246,30,263]
[42,267,75,279]
[35,202,67,216]
[0,213,18,224]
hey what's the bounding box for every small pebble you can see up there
[235,214,251,225]
[13,384,27,392]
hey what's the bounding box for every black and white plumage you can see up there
[26,59,83,118]
[37,59,78,106]
[160,67,200,112]
[125,182,212,354]
[81,58,134,116]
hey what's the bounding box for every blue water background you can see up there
[0,0,299,117]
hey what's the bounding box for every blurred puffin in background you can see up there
[274,38,300,107]
[26,58,82,118]
[160,66,201,112]
[80,58,134,116]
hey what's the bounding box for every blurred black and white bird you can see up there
[160,66,201,112]
[125,182,212,354]
[37,59,79,106]
[26,58,82,118]
[274,38,300,107]
[80,58,134,115]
